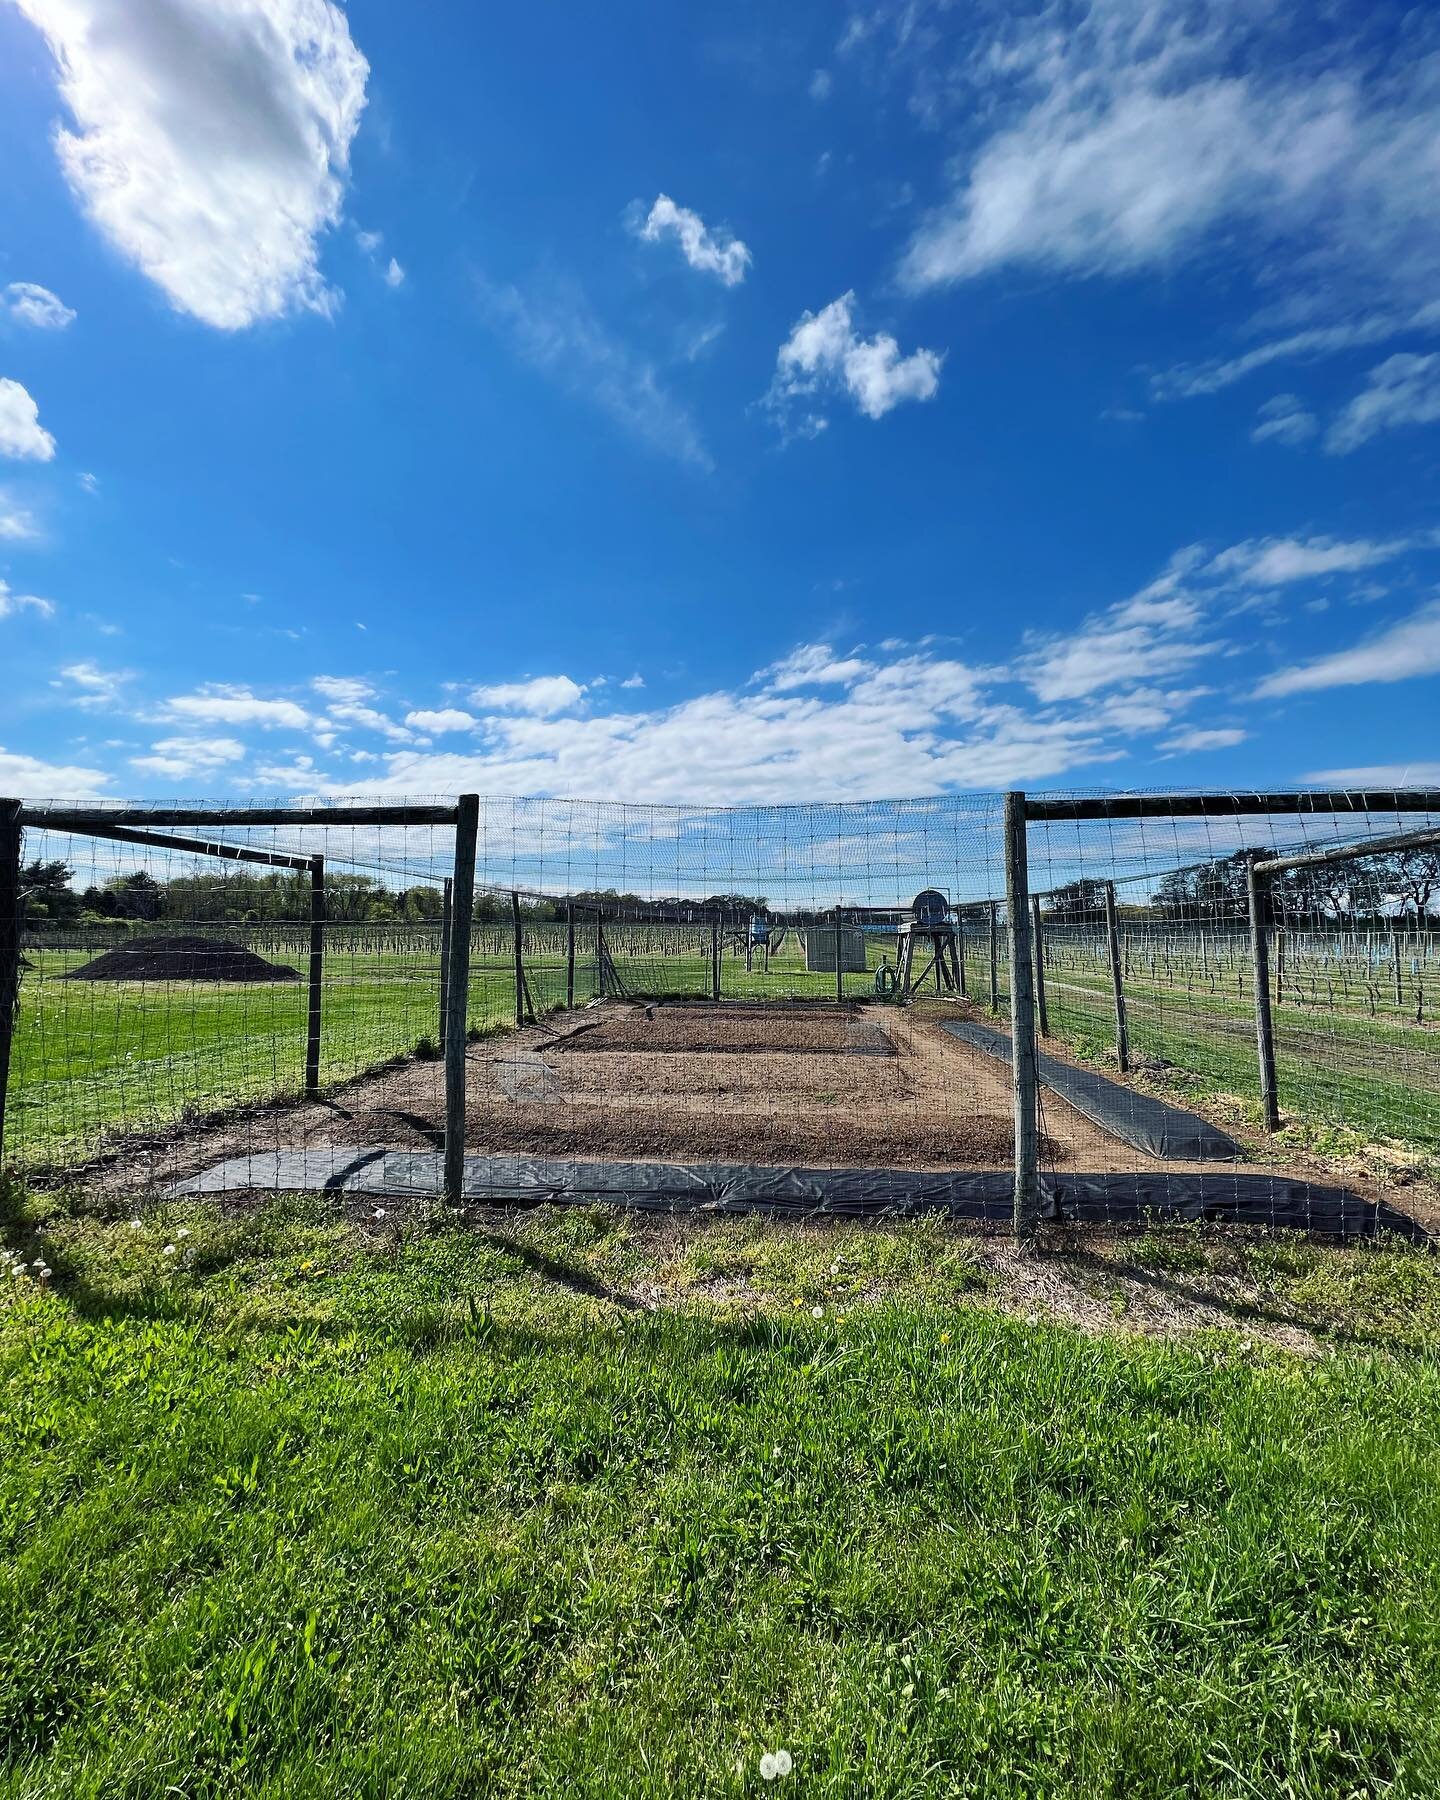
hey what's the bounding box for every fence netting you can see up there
[3,791,1436,1238]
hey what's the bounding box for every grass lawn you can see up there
[4,1181,1440,1796]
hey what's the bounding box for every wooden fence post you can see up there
[511,891,527,1026]
[1004,794,1041,1239]
[444,795,479,1204]
[596,906,606,999]
[565,901,576,1009]
[833,911,844,1003]
[1030,894,1050,1037]
[438,877,452,1048]
[711,913,721,1002]
[956,910,967,997]
[1103,880,1129,1073]
[0,799,22,1166]
[989,900,999,1013]
[304,854,325,1097]
[1246,853,1280,1132]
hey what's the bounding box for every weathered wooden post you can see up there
[1030,894,1050,1037]
[444,795,479,1204]
[565,901,576,1009]
[1103,880,1129,1073]
[304,855,325,1097]
[833,910,844,1004]
[1246,852,1280,1132]
[511,890,527,1026]
[711,912,721,1002]
[596,905,606,999]
[438,876,452,1048]
[989,900,999,1013]
[956,910,967,997]
[0,799,22,1165]
[1004,793,1041,1239]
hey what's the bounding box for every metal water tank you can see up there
[911,888,949,929]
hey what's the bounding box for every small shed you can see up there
[802,926,869,973]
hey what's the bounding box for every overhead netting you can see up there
[3,790,1436,1237]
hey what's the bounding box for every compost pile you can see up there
[63,935,301,984]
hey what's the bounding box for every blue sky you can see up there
[1,0,1438,806]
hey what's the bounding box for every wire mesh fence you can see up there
[1,789,1437,1238]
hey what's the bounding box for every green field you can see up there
[7,936,894,1168]
[4,1186,1440,1796]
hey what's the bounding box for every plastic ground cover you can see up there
[166,1150,1417,1238]
[939,1019,1241,1161]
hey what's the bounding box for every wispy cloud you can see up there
[1326,353,1440,453]
[1209,535,1410,585]
[1,281,75,330]
[1255,602,1440,697]
[13,0,368,330]
[471,675,587,716]
[0,491,41,541]
[0,580,55,620]
[477,274,712,470]
[1250,394,1318,447]
[161,685,312,728]
[630,195,751,286]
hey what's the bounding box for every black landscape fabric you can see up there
[940,1019,1240,1161]
[167,1150,1417,1239]
[63,934,301,983]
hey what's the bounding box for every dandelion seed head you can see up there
[773,1750,793,1776]
[759,1753,778,1780]
[811,1305,824,1318]
[162,1244,177,1257]
[129,1219,142,1230]
[177,1227,191,1239]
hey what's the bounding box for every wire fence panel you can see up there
[3,789,1437,1238]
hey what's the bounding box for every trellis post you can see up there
[511,890,527,1026]
[1246,852,1280,1131]
[444,795,479,1204]
[988,900,999,1013]
[1103,880,1129,1073]
[0,799,22,1165]
[1030,894,1050,1037]
[438,877,452,1048]
[711,912,721,1002]
[1004,792,1041,1239]
[303,855,325,1097]
[565,901,576,1009]
[833,910,844,1003]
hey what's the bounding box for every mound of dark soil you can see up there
[63,934,301,984]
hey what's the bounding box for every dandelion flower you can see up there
[811,1305,824,1319]
[939,1332,951,1345]
[162,1244,177,1257]
[300,1259,314,1272]
[772,1446,782,1459]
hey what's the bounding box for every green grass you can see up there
[8,940,895,1168]
[4,1185,1440,1796]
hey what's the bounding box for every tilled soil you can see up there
[549,1008,892,1057]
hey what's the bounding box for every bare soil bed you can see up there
[551,1006,894,1057]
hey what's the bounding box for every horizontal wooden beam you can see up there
[54,819,313,871]
[1022,790,1440,823]
[1253,822,1440,877]
[19,803,458,829]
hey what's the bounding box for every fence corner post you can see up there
[1004,792,1042,1241]
[1246,851,1280,1131]
[304,854,325,1098]
[0,798,22,1168]
[438,876,453,1049]
[444,794,480,1204]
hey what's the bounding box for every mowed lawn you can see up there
[3,1188,1440,1796]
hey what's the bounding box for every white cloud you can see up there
[311,674,374,704]
[252,753,327,789]
[14,0,368,330]
[896,3,1440,319]
[1,281,75,329]
[477,274,711,470]
[1250,394,1318,447]
[1160,727,1247,753]
[55,660,130,704]
[767,291,942,432]
[809,69,833,101]
[632,195,751,286]
[0,580,55,620]
[471,675,587,716]
[1153,307,1440,400]
[620,673,645,690]
[130,734,247,778]
[760,644,874,690]
[0,747,110,798]
[0,492,41,541]
[1209,535,1408,585]
[383,256,405,288]
[1255,602,1440,697]
[162,685,312,728]
[1304,762,1440,787]
[0,378,57,460]
[404,707,476,733]
[78,471,98,494]
[1020,571,1218,703]
[325,700,413,742]
[1326,353,1440,453]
